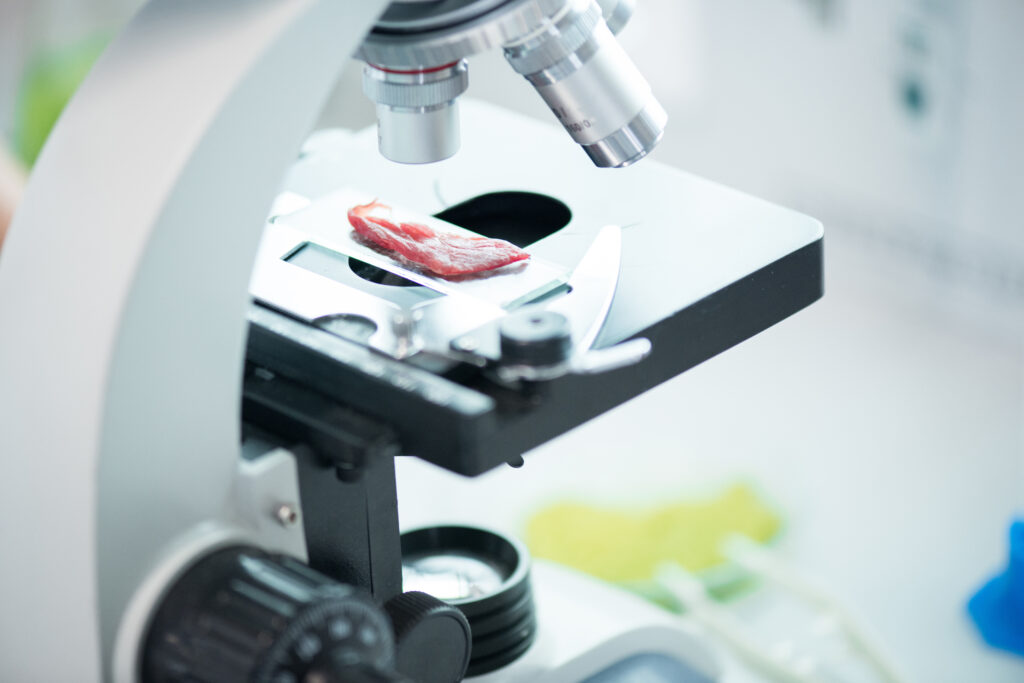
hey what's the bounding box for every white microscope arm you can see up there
[0,2,388,681]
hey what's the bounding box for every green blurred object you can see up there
[525,483,783,609]
[12,33,109,168]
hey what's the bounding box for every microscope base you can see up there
[469,560,720,683]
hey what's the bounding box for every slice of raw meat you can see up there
[347,199,530,277]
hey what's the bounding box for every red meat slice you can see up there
[347,200,530,277]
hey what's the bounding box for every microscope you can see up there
[0,1,823,681]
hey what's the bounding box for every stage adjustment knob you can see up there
[385,591,472,683]
[499,310,572,368]
[142,546,409,683]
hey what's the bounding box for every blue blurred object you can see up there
[968,519,1024,657]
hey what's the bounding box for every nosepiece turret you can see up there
[358,0,665,167]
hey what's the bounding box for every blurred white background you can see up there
[1,1,1021,681]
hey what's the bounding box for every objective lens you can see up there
[504,0,666,168]
[596,0,636,34]
[362,60,469,164]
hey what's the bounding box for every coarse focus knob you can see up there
[142,546,409,683]
[384,591,472,683]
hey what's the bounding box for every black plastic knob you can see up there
[142,546,407,683]
[499,310,572,367]
[385,591,472,683]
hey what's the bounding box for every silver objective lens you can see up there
[504,0,666,168]
[362,59,469,164]
[596,0,636,34]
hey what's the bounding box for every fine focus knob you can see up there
[385,591,472,683]
[143,546,408,683]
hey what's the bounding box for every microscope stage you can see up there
[245,100,822,475]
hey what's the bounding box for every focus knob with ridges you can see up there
[384,591,472,683]
[142,546,408,683]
